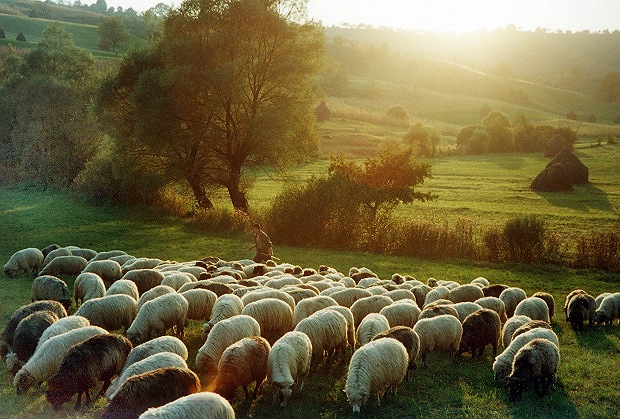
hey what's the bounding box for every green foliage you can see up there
[482,110,513,152]
[599,71,620,102]
[566,110,578,120]
[572,230,620,271]
[98,16,128,53]
[403,122,441,156]
[385,104,409,121]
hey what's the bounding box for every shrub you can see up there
[572,230,620,271]
[585,113,597,123]
[403,122,440,157]
[607,135,616,145]
[566,110,578,120]
[501,215,547,263]
[386,105,409,122]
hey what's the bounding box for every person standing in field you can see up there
[249,223,273,263]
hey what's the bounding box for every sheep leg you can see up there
[84,387,92,406]
[242,386,250,400]
[98,379,111,397]
[74,391,83,410]
[252,381,263,400]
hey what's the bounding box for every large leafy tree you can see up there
[98,0,324,212]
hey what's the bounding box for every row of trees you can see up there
[1,0,327,215]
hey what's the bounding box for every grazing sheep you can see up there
[67,248,97,261]
[81,259,122,283]
[186,280,234,297]
[291,296,338,327]
[0,300,67,359]
[123,269,165,295]
[265,276,303,289]
[75,294,138,332]
[138,392,235,419]
[14,325,108,394]
[501,315,532,349]
[566,292,597,329]
[350,295,394,328]
[413,314,463,366]
[345,337,408,413]
[371,326,420,377]
[532,292,556,320]
[507,338,560,402]
[448,284,484,304]
[180,288,217,321]
[196,314,261,381]
[91,250,128,262]
[458,309,501,359]
[31,275,71,309]
[286,288,319,304]
[137,285,177,310]
[267,331,312,407]
[482,284,509,298]
[160,272,194,291]
[241,298,293,344]
[471,277,490,287]
[241,288,296,311]
[122,258,164,274]
[41,244,61,258]
[120,336,188,377]
[11,310,59,365]
[499,287,527,318]
[330,288,373,308]
[595,292,612,309]
[102,367,200,419]
[35,315,90,352]
[411,284,432,309]
[383,289,416,302]
[514,297,550,323]
[418,304,459,321]
[451,302,484,323]
[106,279,140,301]
[294,310,348,362]
[423,286,451,307]
[127,293,189,345]
[316,305,356,348]
[4,248,44,277]
[356,313,390,348]
[214,336,271,401]
[42,248,73,267]
[564,289,588,321]
[38,255,88,277]
[73,273,106,306]
[107,352,188,401]
[475,296,508,323]
[511,320,552,340]
[379,300,421,328]
[110,255,136,266]
[46,334,133,410]
[593,293,620,326]
[492,328,559,383]
[200,294,245,341]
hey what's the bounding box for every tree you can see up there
[98,16,129,53]
[482,110,513,152]
[600,71,620,102]
[98,0,324,212]
[403,122,440,157]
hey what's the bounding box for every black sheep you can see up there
[101,367,200,419]
[46,333,133,411]
[507,338,560,401]
[11,310,59,367]
[458,308,501,359]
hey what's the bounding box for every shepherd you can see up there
[248,223,273,263]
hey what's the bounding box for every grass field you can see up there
[1,187,619,418]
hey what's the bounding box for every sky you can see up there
[105,0,620,34]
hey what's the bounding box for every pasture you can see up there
[1,187,619,418]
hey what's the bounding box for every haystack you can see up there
[530,163,573,192]
[544,134,568,157]
[547,147,589,184]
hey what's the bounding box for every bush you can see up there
[586,113,597,123]
[572,230,620,271]
[386,105,409,122]
[566,110,578,120]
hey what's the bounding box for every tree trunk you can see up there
[227,165,249,213]
[187,176,214,210]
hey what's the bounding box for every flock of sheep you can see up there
[1,245,619,417]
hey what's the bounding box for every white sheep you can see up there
[241,298,293,344]
[106,352,188,401]
[329,288,373,308]
[501,315,532,349]
[423,286,451,307]
[160,272,195,290]
[475,296,508,323]
[595,292,612,309]
[109,255,135,266]
[180,288,218,321]
[383,289,416,302]
[355,313,390,348]
[122,269,165,295]
[350,295,394,327]
[265,275,303,289]
[293,310,348,361]
[448,284,484,303]
[38,255,88,276]
[127,293,189,345]
[82,259,123,283]
[73,272,106,306]
[75,294,138,332]
[451,302,484,322]
[493,327,559,382]
[267,331,312,407]
[122,258,164,273]
[514,297,550,323]
[499,287,527,317]
[13,325,108,394]
[315,305,356,348]
[31,275,71,309]
[200,294,245,341]
[106,279,140,301]
[412,314,463,366]
[35,315,90,352]
[4,248,44,277]
[137,285,177,310]
[195,314,261,381]
[120,335,188,377]
[345,337,408,413]
[67,247,97,261]
[379,300,421,328]
[471,277,490,287]
[291,296,338,328]
[594,292,620,325]
[241,288,296,311]
[138,392,235,419]
[42,247,73,267]
[90,250,128,262]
